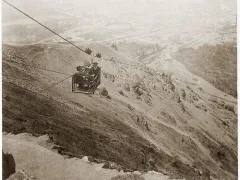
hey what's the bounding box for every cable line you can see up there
[3,51,73,91]
[3,0,148,68]
[2,0,165,95]
[40,75,73,92]
[3,0,85,53]
[2,52,70,76]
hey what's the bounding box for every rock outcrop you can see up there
[3,151,16,180]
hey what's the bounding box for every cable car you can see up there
[72,62,101,94]
[3,0,104,94]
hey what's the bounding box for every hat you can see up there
[93,62,98,65]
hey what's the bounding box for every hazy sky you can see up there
[2,0,236,27]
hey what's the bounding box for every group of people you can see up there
[76,61,101,78]
[74,61,101,91]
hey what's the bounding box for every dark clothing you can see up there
[89,67,101,77]
[90,66,101,86]
[76,66,91,76]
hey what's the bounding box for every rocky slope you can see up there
[2,42,237,180]
[172,43,237,98]
[3,133,179,180]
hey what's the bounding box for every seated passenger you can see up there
[89,62,100,77]
[84,61,92,68]
[76,61,92,75]
[76,66,85,74]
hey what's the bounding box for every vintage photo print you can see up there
[2,0,237,179]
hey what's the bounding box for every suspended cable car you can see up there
[3,0,144,94]
[72,62,101,94]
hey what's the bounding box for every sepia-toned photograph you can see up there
[2,0,237,179]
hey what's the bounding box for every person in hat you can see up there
[76,61,91,75]
[90,62,100,78]
[76,65,85,74]
[84,61,92,68]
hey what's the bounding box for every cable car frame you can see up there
[72,68,101,94]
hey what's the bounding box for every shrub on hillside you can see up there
[99,87,111,99]
[224,104,235,113]
[85,48,92,55]
[96,53,102,58]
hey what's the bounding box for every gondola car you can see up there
[72,66,101,94]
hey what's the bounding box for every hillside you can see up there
[2,42,237,180]
[172,43,237,97]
